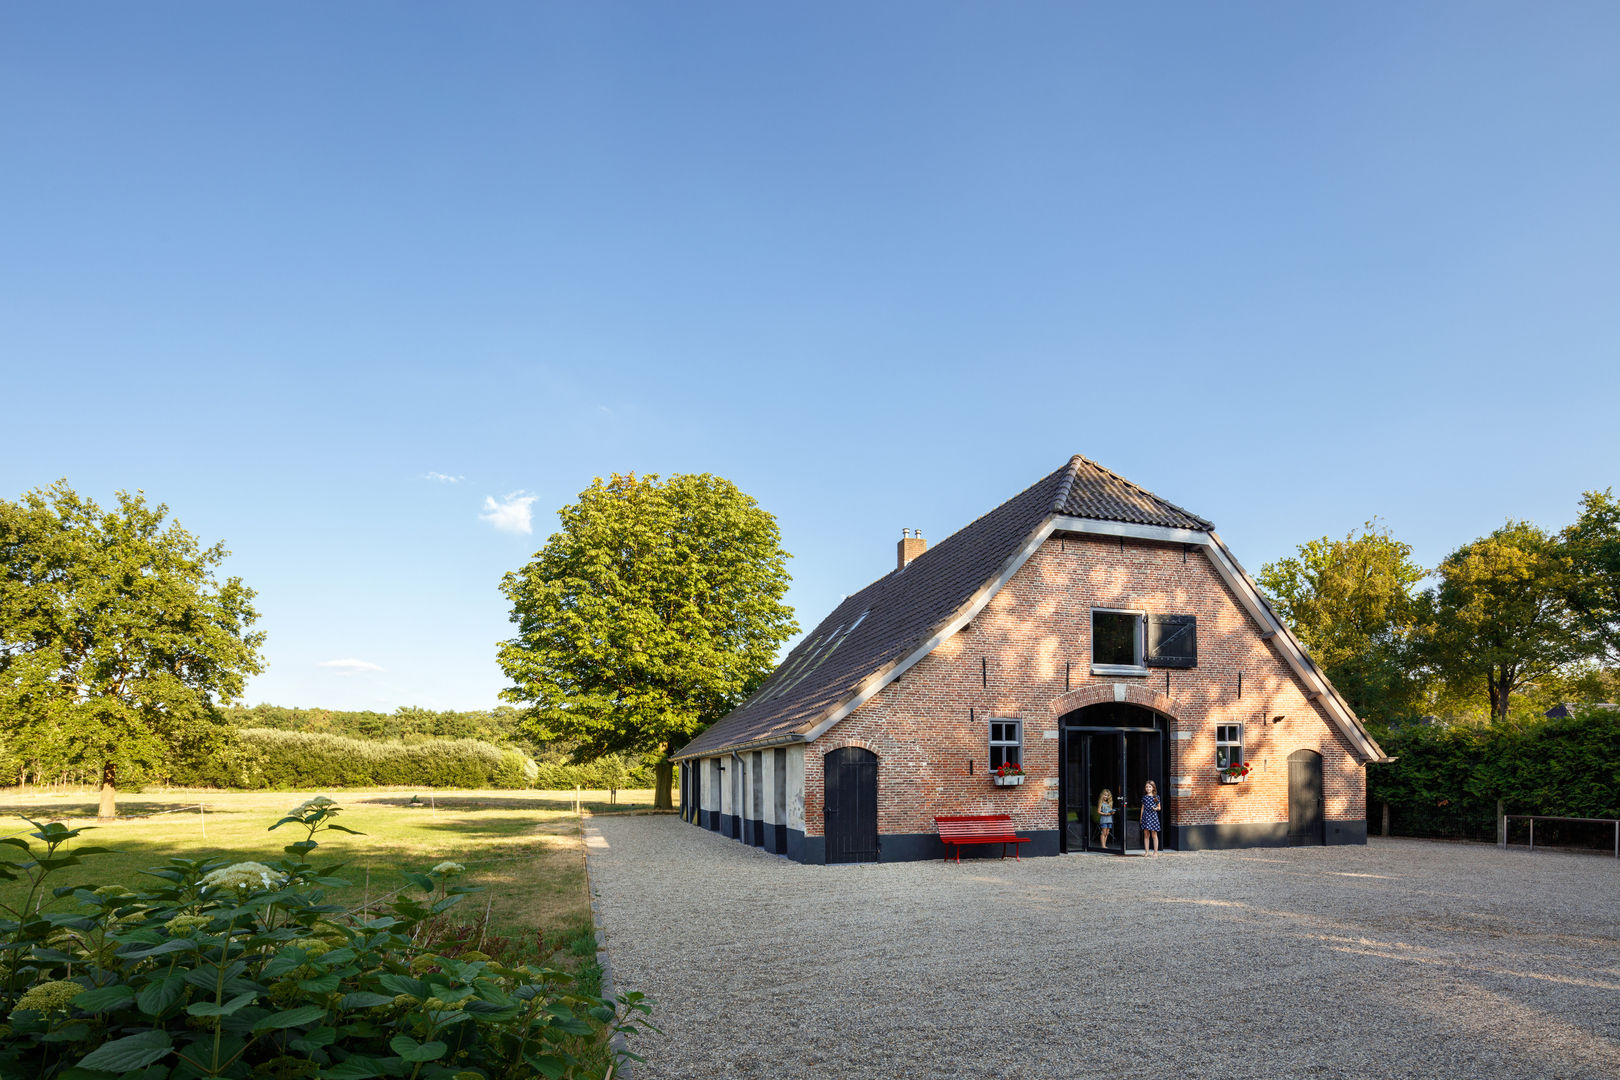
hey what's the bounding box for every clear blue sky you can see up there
[4,4,1617,711]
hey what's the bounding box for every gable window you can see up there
[1146,614,1197,668]
[1215,724,1244,770]
[988,719,1022,771]
[1092,609,1145,673]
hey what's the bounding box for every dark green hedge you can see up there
[177,728,538,790]
[1368,709,1620,840]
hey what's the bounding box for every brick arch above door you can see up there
[1045,682,1179,721]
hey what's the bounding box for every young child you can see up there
[1141,780,1162,854]
[1097,788,1115,849]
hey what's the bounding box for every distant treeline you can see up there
[221,705,532,749]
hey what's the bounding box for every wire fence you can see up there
[1499,813,1620,858]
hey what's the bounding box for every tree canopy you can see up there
[1563,489,1620,666]
[497,473,797,808]
[0,482,265,817]
[1419,521,1586,722]
[1258,520,1428,725]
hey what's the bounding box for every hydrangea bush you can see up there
[0,797,649,1079]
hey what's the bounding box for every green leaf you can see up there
[375,974,426,998]
[401,872,434,892]
[120,938,198,959]
[322,1057,386,1080]
[188,991,258,1017]
[253,1004,326,1031]
[338,991,394,1010]
[75,1030,172,1072]
[136,974,186,1016]
[524,1051,569,1079]
[72,984,135,1012]
[289,1025,337,1053]
[389,1035,447,1063]
[299,972,341,994]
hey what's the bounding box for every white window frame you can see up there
[988,718,1023,771]
[1215,723,1244,771]
[1091,607,1148,676]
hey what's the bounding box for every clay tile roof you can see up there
[672,456,1210,760]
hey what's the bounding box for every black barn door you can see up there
[1288,749,1325,845]
[823,747,878,863]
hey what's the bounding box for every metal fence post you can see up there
[1497,800,1504,849]
[1529,818,1534,852]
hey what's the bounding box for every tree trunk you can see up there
[98,761,117,821]
[653,753,674,810]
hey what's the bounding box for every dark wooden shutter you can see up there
[1146,614,1197,668]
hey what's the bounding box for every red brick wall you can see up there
[804,534,1366,839]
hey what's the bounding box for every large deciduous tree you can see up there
[1258,520,1429,726]
[0,482,265,817]
[497,473,797,809]
[1419,521,1586,722]
[1562,489,1620,665]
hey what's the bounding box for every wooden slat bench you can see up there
[935,814,1032,863]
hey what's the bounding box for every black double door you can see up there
[1063,726,1163,854]
[824,747,879,863]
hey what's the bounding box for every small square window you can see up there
[1215,724,1244,770]
[989,719,1022,770]
[1092,610,1144,670]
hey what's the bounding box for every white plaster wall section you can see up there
[787,745,806,829]
[760,750,778,826]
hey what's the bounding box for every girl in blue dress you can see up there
[1141,780,1162,854]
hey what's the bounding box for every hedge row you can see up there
[531,756,656,792]
[1368,708,1620,840]
[178,728,539,790]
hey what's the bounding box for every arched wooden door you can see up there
[1288,749,1325,846]
[823,747,879,863]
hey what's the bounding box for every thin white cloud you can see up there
[424,471,464,483]
[481,491,538,534]
[318,658,384,674]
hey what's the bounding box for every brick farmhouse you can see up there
[672,456,1387,862]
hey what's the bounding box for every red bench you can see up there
[935,814,1032,863]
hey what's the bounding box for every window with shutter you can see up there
[1146,614,1197,668]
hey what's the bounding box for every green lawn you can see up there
[0,787,658,976]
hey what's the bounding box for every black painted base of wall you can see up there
[1175,819,1369,850]
[696,816,1366,860]
[1327,818,1367,845]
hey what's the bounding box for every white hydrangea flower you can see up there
[200,861,287,891]
[430,861,466,877]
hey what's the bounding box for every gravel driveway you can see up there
[585,816,1619,1080]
